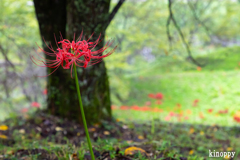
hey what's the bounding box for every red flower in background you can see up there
[169,112,175,117]
[207,109,213,113]
[145,101,151,106]
[131,105,140,111]
[43,89,47,95]
[111,105,117,110]
[218,109,228,114]
[199,112,204,119]
[21,108,29,113]
[31,31,117,77]
[192,99,199,107]
[165,116,171,121]
[197,66,201,71]
[141,106,151,111]
[177,103,181,108]
[152,108,160,112]
[234,116,240,123]
[31,102,40,108]
[156,100,162,105]
[148,93,155,99]
[234,112,240,123]
[148,93,164,100]
[155,93,163,100]
[120,106,129,110]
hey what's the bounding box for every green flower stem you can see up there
[73,63,95,160]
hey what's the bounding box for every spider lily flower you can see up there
[31,32,117,77]
[31,102,40,108]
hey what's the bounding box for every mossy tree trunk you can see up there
[33,0,125,124]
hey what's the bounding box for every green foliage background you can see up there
[0,0,240,125]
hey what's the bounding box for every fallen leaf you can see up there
[227,147,233,151]
[189,128,195,134]
[138,135,144,140]
[19,129,25,134]
[103,131,110,135]
[55,127,63,131]
[224,155,231,159]
[94,123,100,127]
[88,128,96,132]
[0,134,8,139]
[124,146,146,156]
[71,153,78,160]
[189,150,194,155]
[0,125,8,131]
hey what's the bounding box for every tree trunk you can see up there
[33,0,113,124]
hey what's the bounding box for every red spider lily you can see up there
[169,112,175,117]
[177,103,181,108]
[234,112,240,123]
[155,93,163,100]
[192,99,199,107]
[31,31,117,77]
[111,105,117,110]
[218,109,228,114]
[131,105,141,111]
[140,106,151,111]
[152,108,160,112]
[165,116,171,121]
[175,112,183,117]
[234,116,240,123]
[148,93,155,98]
[31,102,40,108]
[194,99,199,103]
[130,106,151,111]
[151,108,163,112]
[120,106,129,110]
[199,112,204,119]
[207,109,213,113]
[21,108,29,113]
[145,101,151,106]
[156,100,162,105]
[43,89,47,95]
[184,116,189,120]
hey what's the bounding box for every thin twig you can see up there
[187,0,211,38]
[166,0,173,51]
[167,0,204,67]
[106,0,126,28]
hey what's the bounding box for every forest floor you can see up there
[0,112,239,160]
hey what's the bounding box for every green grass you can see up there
[112,46,240,126]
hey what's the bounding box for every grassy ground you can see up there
[1,113,240,159]
[112,46,240,126]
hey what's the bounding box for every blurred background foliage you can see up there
[0,0,44,120]
[0,0,240,125]
[106,0,240,106]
